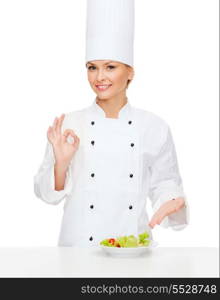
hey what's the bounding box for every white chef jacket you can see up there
[34,98,189,247]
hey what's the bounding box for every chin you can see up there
[96,92,115,100]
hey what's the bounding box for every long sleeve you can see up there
[148,126,189,230]
[34,140,73,205]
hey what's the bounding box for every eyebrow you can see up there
[87,61,115,66]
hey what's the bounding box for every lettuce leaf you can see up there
[100,231,150,248]
[124,235,138,247]
[138,231,150,246]
[100,239,114,247]
[117,236,127,247]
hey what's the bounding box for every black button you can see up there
[91,140,95,145]
[90,204,94,209]
[91,121,95,125]
[91,173,95,177]
[89,236,93,241]
[129,174,133,178]
[128,120,132,125]
[129,205,133,209]
[130,143,134,147]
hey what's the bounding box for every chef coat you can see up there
[34,98,189,247]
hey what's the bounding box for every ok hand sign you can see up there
[47,114,80,169]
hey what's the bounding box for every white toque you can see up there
[85,0,135,67]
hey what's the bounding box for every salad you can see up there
[100,231,150,248]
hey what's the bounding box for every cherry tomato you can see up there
[108,238,115,245]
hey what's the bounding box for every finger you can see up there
[150,221,159,228]
[63,129,76,137]
[74,135,80,146]
[71,134,80,148]
[47,126,53,137]
[52,117,58,127]
[54,115,61,134]
[47,126,55,141]
[56,113,65,135]
[52,117,58,134]
[62,129,76,143]
[47,126,51,135]
[149,215,162,228]
[155,216,163,225]
[67,134,75,144]
[148,221,155,229]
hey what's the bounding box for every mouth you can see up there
[95,84,112,91]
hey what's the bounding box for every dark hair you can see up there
[126,79,132,88]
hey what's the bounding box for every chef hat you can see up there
[85,0,135,67]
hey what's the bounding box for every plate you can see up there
[100,240,159,258]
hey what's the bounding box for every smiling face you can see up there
[86,60,134,99]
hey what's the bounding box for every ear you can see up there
[128,67,134,80]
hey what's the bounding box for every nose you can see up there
[96,69,106,81]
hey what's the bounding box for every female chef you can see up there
[34,0,189,247]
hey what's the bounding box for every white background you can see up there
[0,0,218,247]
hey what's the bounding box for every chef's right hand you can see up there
[47,114,80,169]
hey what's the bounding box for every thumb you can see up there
[62,129,76,144]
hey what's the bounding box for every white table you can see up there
[0,247,218,277]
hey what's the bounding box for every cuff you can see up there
[40,163,73,205]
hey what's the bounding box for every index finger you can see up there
[56,113,65,134]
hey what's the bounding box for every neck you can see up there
[96,92,128,118]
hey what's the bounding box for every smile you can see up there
[95,85,112,91]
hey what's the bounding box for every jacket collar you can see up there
[90,97,132,120]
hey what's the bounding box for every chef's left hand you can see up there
[149,197,185,229]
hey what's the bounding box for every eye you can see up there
[107,65,115,69]
[88,66,96,70]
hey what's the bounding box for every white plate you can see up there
[100,240,159,258]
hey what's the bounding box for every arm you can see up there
[54,163,69,191]
[33,141,73,205]
[148,126,189,230]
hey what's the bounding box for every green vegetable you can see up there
[138,232,150,246]
[117,236,127,247]
[125,235,138,247]
[100,231,150,248]
[100,239,115,247]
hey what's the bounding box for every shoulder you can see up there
[133,106,169,131]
